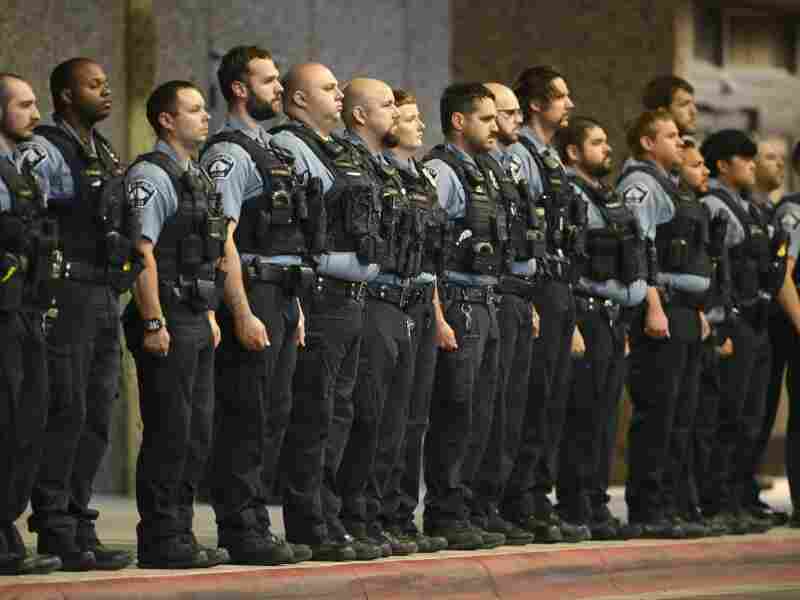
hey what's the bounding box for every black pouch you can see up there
[668,238,689,270]
[271,189,294,225]
[527,229,547,259]
[735,260,760,299]
[588,234,617,281]
[471,241,497,275]
[619,232,644,284]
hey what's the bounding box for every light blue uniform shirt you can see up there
[774,195,800,260]
[423,143,497,287]
[200,114,301,267]
[126,140,194,245]
[271,122,378,282]
[0,149,50,212]
[18,118,100,205]
[617,158,709,295]
[568,172,646,307]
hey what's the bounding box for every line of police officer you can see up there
[2,50,799,574]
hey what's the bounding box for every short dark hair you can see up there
[394,88,417,107]
[626,109,675,159]
[0,72,25,112]
[440,83,495,135]
[642,75,694,110]
[700,129,758,178]
[513,65,563,121]
[50,57,96,113]
[554,116,604,165]
[146,80,201,137]
[217,45,273,103]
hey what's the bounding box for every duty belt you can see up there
[367,282,413,309]
[497,275,538,300]
[410,281,436,307]
[441,282,499,306]
[246,259,315,294]
[574,292,620,324]
[311,275,367,301]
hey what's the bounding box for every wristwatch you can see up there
[143,317,164,332]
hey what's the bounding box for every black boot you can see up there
[76,515,133,570]
[0,523,61,575]
[32,517,96,572]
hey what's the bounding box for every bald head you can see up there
[484,82,517,111]
[342,78,393,129]
[485,82,521,146]
[282,62,343,136]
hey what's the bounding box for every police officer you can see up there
[699,129,783,535]
[199,45,312,565]
[20,58,134,571]
[325,78,422,558]
[749,138,791,525]
[676,138,731,537]
[123,80,228,569]
[420,82,504,551]
[376,88,450,553]
[0,73,62,575]
[642,76,699,138]
[271,63,382,562]
[554,117,647,539]
[504,66,589,543]
[770,145,800,528]
[468,82,539,546]
[616,109,712,538]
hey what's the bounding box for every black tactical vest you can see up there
[424,145,506,276]
[621,163,712,280]
[35,124,126,267]
[396,159,451,276]
[480,153,546,266]
[270,122,385,265]
[572,177,646,285]
[0,158,61,311]
[517,137,586,258]
[202,130,307,257]
[711,186,787,301]
[131,152,226,311]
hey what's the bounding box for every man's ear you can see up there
[451,111,465,132]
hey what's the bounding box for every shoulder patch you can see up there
[422,166,438,187]
[623,183,650,205]
[781,211,800,231]
[206,154,236,180]
[127,179,157,209]
[20,143,48,169]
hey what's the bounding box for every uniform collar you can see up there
[221,114,271,146]
[624,157,669,177]
[384,150,418,175]
[445,142,478,167]
[708,178,749,208]
[343,129,386,164]
[519,126,547,154]
[154,139,191,172]
[53,115,98,156]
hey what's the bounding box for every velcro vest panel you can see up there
[517,136,586,256]
[132,152,224,285]
[621,163,711,279]
[202,130,307,256]
[480,153,545,263]
[573,177,646,284]
[270,123,385,264]
[35,125,124,266]
[710,187,777,301]
[0,158,60,310]
[397,160,450,276]
[424,145,504,275]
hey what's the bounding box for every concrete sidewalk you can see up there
[2,482,797,599]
